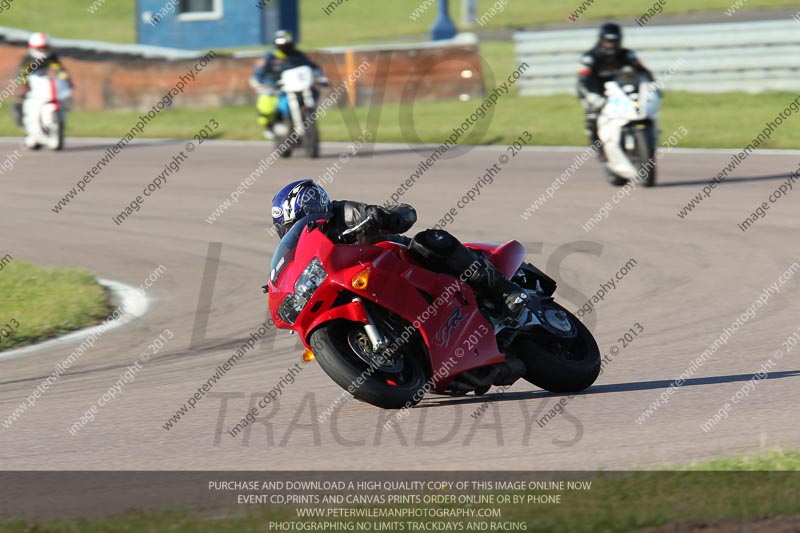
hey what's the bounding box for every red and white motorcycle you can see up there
[23,66,72,151]
[266,213,601,409]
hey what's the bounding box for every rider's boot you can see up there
[23,134,37,149]
[411,229,529,324]
[461,252,529,324]
[263,122,275,140]
[12,102,24,128]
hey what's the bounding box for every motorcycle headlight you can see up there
[294,258,327,299]
[277,258,327,324]
[278,293,306,325]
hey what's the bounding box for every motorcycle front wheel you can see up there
[275,138,293,158]
[632,128,656,187]
[310,320,428,410]
[50,111,64,151]
[605,168,628,187]
[512,305,601,393]
[304,117,319,159]
[274,121,293,158]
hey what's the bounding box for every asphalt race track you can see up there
[1,137,798,475]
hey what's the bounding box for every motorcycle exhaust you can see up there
[450,357,526,392]
[459,367,501,389]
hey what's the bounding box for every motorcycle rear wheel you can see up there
[310,321,428,410]
[512,305,601,393]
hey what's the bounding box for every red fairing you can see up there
[466,240,527,279]
[267,225,524,391]
[48,79,60,109]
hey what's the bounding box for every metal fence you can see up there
[514,19,800,95]
[0,25,205,61]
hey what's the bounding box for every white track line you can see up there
[2,137,800,156]
[0,279,148,361]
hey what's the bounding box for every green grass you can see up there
[0,509,297,533]
[302,0,800,47]
[479,41,521,93]
[4,90,800,150]
[0,0,136,43]
[1,451,798,533]
[0,260,110,349]
[684,450,800,471]
[2,0,798,47]
[5,2,798,152]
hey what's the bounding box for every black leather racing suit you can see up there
[577,47,654,147]
[329,201,526,317]
[251,49,322,88]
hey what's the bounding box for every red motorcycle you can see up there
[266,214,601,409]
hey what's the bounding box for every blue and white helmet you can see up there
[271,179,332,238]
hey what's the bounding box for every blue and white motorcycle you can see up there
[255,66,328,159]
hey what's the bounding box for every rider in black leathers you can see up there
[577,22,654,158]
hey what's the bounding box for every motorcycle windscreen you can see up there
[269,213,328,285]
[270,214,318,283]
[28,73,72,101]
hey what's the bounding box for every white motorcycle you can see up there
[597,71,660,187]
[23,67,72,151]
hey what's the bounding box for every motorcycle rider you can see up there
[577,22,653,160]
[271,180,530,323]
[12,33,72,129]
[250,30,324,140]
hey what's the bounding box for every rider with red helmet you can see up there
[12,33,72,128]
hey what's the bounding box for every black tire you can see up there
[275,138,292,158]
[512,306,601,393]
[633,128,655,187]
[304,117,319,159]
[309,321,428,409]
[604,132,632,186]
[53,112,64,151]
[275,121,293,158]
[605,168,627,187]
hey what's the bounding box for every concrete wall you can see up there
[0,38,484,112]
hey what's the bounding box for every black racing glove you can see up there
[363,206,388,234]
[367,205,416,234]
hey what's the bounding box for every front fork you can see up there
[288,93,304,137]
[355,298,389,352]
[288,89,315,138]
